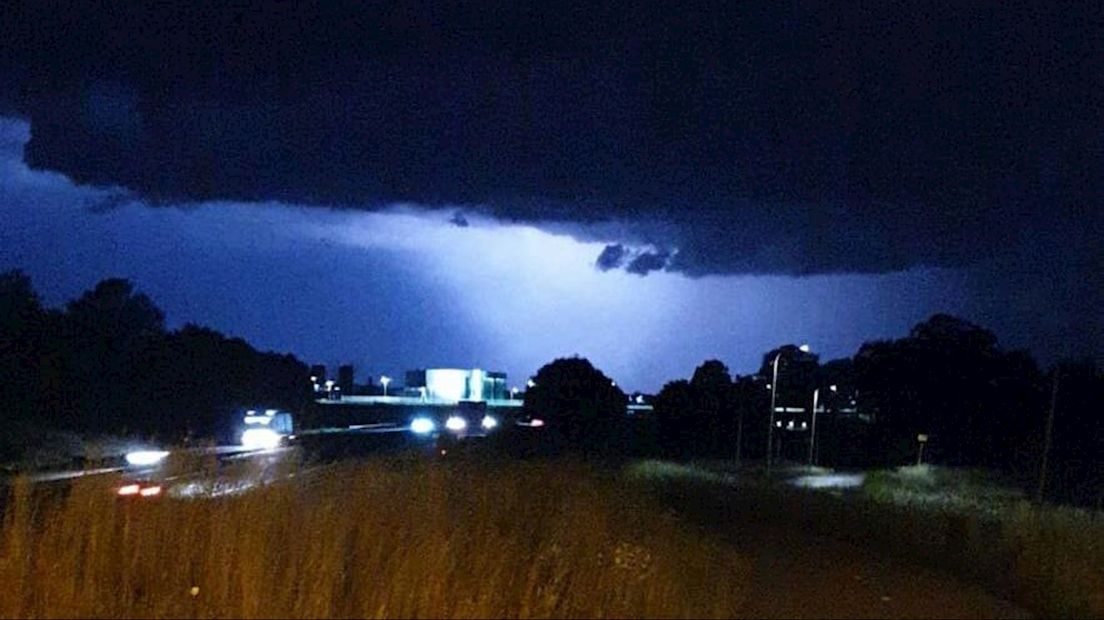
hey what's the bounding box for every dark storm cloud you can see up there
[2,1,1101,277]
[625,251,670,276]
[595,244,626,271]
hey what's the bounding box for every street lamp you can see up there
[766,352,782,475]
[324,379,335,399]
[766,343,808,475]
[510,386,520,400]
[808,384,836,468]
[380,375,391,397]
[527,379,536,388]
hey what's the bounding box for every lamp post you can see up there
[808,384,836,468]
[380,375,391,397]
[324,379,335,399]
[766,352,782,476]
[510,387,520,400]
[766,344,809,476]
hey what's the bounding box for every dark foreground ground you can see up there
[725,518,1027,618]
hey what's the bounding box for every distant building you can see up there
[313,366,650,428]
[769,383,864,432]
[404,368,508,402]
[338,364,355,395]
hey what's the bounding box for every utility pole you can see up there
[1035,367,1061,504]
[766,352,781,476]
[735,409,744,465]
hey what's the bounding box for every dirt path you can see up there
[736,525,1029,618]
[644,476,1031,618]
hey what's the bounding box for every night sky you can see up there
[1,2,1100,390]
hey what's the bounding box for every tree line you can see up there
[0,270,309,461]
[2,267,1100,505]
[524,315,1102,506]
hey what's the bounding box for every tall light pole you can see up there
[766,352,782,475]
[767,344,809,476]
[1036,368,1061,504]
[808,384,836,468]
[380,375,391,397]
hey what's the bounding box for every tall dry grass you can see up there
[0,458,751,618]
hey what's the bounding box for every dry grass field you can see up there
[0,457,750,618]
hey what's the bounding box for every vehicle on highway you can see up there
[239,409,295,450]
[116,451,170,498]
[115,476,164,499]
[410,401,501,438]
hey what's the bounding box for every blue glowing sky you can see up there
[3,5,1101,389]
[0,116,1012,391]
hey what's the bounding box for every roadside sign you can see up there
[917,434,929,443]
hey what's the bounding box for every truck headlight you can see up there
[242,428,281,450]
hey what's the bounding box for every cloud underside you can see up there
[595,244,670,276]
[3,3,1100,278]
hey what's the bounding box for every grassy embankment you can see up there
[0,456,750,619]
[629,460,1104,618]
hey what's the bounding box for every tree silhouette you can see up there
[654,379,696,456]
[0,270,46,427]
[522,356,626,451]
[0,270,42,334]
[854,314,1044,468]
[65,278,165,339]
[0,272,311,464]
[653,360,737,457]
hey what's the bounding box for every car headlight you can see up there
[481,415,498,430]
[125,450,170,466]
[242,428,281,450]
[445,416,467,432]
[410,417,436,434]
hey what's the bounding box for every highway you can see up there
[10,423,419,489]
